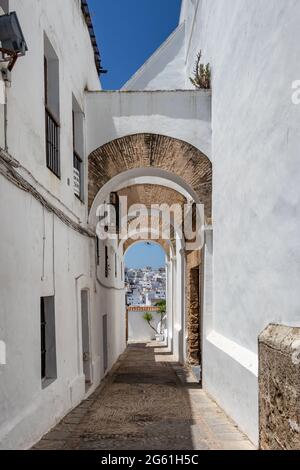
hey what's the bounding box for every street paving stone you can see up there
[33,343,255,451]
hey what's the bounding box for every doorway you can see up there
[187,265,202,384]
[81,290,92,389]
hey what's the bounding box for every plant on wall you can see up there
[143,312,159,335]
[143,300,167,338]
[155,300,166,335]
[190,50,211,90]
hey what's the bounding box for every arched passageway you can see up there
[124,241,167,344]
[88,133,212,217]
[88,133,212,376]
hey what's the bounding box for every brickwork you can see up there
[185,251,202,366]
[88,134,212,217]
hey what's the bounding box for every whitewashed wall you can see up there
[86,89,212,159]
[114,0,300,445]
[123,23,186,91]
[128,311,161,343]
[181,0,300,444]
[0,0,127,450]
[6,0,100,221]
[2,0,299,450]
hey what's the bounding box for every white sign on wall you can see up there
[0,340,6,365]
[0,80,5,105]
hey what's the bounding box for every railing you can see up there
[45,107,60,177]
[73,150,83,199]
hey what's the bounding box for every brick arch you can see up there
[88,133,212,217]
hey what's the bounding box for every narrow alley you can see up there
[34,343,254,451]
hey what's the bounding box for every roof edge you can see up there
[81,0,105,75]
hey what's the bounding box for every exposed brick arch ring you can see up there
[88,133,212,218]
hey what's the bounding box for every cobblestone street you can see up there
[34,343,255,451]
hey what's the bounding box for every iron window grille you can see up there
[45,106,60,177]
[73,150,83,199]
[44,56,60,177]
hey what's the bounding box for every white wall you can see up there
[180,0,300,444]
[123,23,186,91]
[86,89,212,159]
[113,0,300,444]
[128,311,161,342]
[6,0,100,222]
[0,0,127,450]
[2,0,299,450]
[0,176,91,449]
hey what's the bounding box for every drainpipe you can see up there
[3,77,7,151]
[75,273,85,377]
[0,73,6,150]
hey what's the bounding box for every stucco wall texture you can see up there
[110,0,300,445]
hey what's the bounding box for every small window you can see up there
[40,296,57,387]
[72,96,84,201]
[115,253,118,278]
[44,34,60,177]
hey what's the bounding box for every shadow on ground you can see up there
[33,343,254,451]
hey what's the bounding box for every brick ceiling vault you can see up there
[88,133,212,218]
[117,184,186,209]
[121,210,178,255]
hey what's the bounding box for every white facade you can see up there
[182,0,300,444]
[128,310,161,343]
[0,0,126,450]
[115,0,300,444]
[1,0,300,450]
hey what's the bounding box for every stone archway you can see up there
[88,133,212,218]
[88,133,212,372]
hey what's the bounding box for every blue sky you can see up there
[125,242,166,269]
[88,0,182,89]
[88,1,180,268]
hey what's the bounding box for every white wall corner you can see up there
[122,22,186,91]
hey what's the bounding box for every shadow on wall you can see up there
[128,311,162,342]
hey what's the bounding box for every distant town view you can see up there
[125,266,166,307]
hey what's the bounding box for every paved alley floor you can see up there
[34,343,255,450]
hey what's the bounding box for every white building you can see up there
[0,0,125,450]
[0,0,300,450]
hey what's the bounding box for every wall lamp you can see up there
[0,12,28,71]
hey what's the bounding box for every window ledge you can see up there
[42,377,57,390]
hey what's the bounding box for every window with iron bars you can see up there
[73,150,83,199]
[45,104,60,177]
[44,35,60,178]
[72,102,84,201]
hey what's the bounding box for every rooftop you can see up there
[81,0,106,75]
